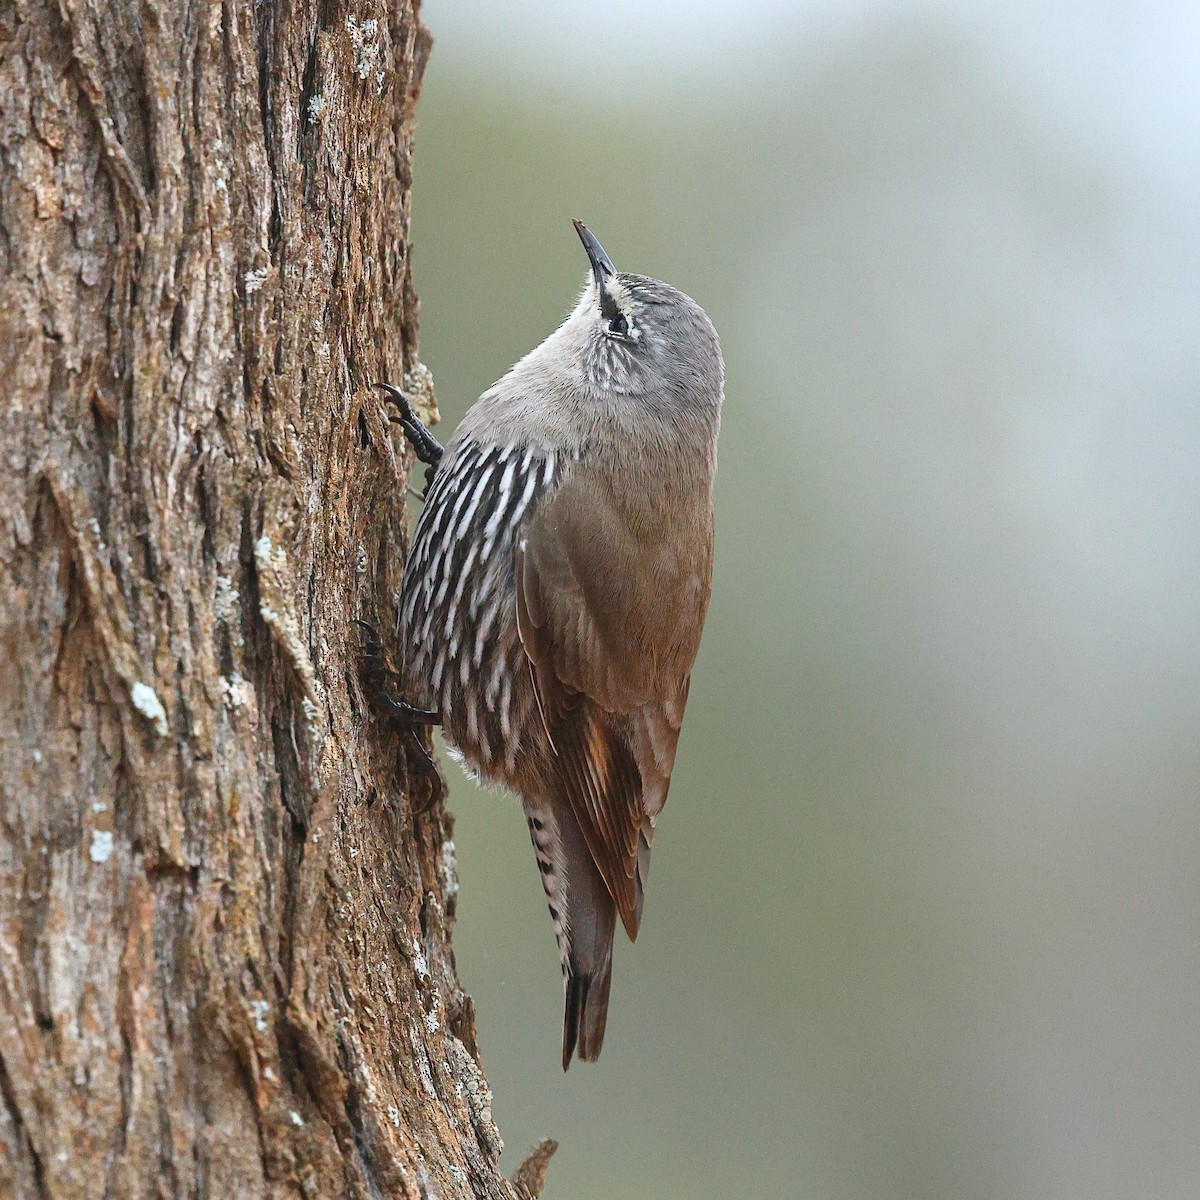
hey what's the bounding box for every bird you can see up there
[381,220,723,1068]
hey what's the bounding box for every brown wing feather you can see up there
[515,472,710,940]
[557,706,643,934]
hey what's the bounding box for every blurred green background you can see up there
[409,3,1200,1196]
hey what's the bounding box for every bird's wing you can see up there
[515,470,711,940]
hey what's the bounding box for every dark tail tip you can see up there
[561,962,613,1070]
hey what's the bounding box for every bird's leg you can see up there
[378,382,443,467]
[404,731,440,778]
[378,382,443,495]
[382,696,442,725]
[354,619,441,774]
[354,619,440,723]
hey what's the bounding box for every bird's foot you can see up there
[354,619,441,776]
[378,381,443,494]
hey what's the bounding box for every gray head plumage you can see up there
[456,221,723,448]
[563,221,723,406]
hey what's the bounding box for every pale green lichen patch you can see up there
[89,830,114,864]
[346,16,379,81]
[129,681,168,736]
[249,998,269,1032]
[219,673,254,710]
[438,839,459,904]
[447,1036,503,1160]
[213,574,240,624]
[403,362,439,427]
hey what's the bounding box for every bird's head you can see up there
[558,220,723,409]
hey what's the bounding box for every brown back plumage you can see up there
[516,469,711,940]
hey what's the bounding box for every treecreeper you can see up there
[381,221,724,1068]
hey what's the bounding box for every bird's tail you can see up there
[563,947,612,1067]
[524,798,616,1069]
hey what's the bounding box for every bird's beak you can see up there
[572,219,616,288]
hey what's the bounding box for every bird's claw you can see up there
[354,618,442,779]
[377,381,444,482]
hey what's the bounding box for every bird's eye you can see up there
[608,312,629,337]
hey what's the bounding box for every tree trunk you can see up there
[0,3,529,1196]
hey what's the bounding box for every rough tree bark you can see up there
[0,3,540,1196]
